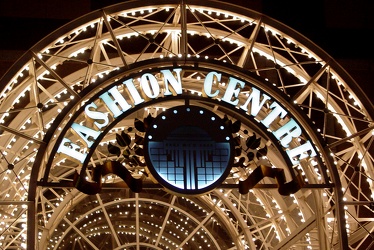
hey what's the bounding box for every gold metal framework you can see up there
[0,1,373,249]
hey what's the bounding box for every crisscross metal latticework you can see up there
[0,1,373,249]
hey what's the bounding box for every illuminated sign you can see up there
[57,67,317,173]
[58,68,316,165]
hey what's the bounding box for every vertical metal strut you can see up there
[180,0,188,56]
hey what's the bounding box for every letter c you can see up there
[203,71,221,98]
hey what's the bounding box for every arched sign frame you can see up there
[33,59,342,248]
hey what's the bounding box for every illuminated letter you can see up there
[100,86,132,118]
[71,123,101,148]
[240,87,271,116]
[123,79,144,106]
[85,102,109,130]
[140,73,160,99]
[261,102,287,128]
[57,138,87,163]
[286,141,317,165]
[273,118,302,148]
[203,71,221,98]
[222,77,245,106]
[161,68,182,95]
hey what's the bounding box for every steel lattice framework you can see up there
[0,1,373,249]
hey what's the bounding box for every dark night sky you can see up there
[0,0,373,79]
[0,0,373,57]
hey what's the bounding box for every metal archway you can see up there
[0,1,373,249]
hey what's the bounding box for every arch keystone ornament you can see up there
[0,1,373,249]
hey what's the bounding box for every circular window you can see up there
[144,105,234,195]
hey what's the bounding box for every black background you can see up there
[0,0,373,94]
